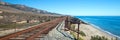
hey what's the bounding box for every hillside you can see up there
[0,1,63,29]
[0,1,61,16]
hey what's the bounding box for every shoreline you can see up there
[77,18,120,39]
[78,23,116,40]
[73,18,118,40]
[89,23,120,39]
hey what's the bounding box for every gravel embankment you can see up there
[40,21,74,40]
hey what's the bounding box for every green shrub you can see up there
[79,31,86,36]
[70,31,83,40]
[91,35,108,40]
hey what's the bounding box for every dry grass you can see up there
[70,31,83,40]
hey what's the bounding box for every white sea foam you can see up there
[90,23,120,39]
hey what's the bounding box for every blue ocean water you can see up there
[76,16,120,38]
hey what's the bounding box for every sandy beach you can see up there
[74,23,116,40]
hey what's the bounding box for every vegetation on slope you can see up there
[70,31,83,40]
[91,35,108,40]
[79,31,86,36]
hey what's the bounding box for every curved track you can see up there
[0,17,66,40]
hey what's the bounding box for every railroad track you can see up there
[0,17,66,40]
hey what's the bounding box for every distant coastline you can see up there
[75,16,120,40]
[80,18,117,36]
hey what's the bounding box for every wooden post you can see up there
[77,22,80,40]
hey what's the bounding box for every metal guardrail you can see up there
[56,21,75,40]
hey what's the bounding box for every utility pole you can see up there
[68,17,81,40]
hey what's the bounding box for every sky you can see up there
[3,0,120,16]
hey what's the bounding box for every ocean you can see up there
[76,16,120,38]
